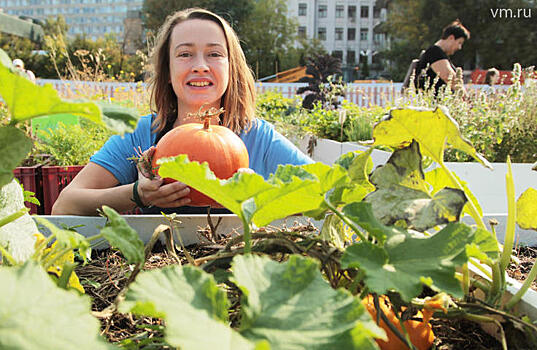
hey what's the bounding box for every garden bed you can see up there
[77,232,505,349]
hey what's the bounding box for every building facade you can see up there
[0,0,142,40]
[286,0,388,81]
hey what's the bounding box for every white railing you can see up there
[37,79,507,108]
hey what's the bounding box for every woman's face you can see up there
[168,19,229,115]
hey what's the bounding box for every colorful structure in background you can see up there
[471,69,537,85]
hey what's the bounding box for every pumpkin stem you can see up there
[188,103,225,130]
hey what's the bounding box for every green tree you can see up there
[241,0,298,79]
[141,0,254,35]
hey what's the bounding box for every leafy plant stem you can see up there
[488,263,503,305]
[499,157,515,273]
[324,199,367,242]
[242,216,252,254]
[57,262,76,289]
[0,243,16,265]
[462,264,470,295]
[439,161,486,230]
[0,207,28,229]
[505,261,537,310]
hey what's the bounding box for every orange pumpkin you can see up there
[152,113,249,207]
[362,295,435,350]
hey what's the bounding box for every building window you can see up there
[298,26,307,38]
[298,3,307,16]
[347,50,356,64]
[332,50,343,61]
[374,33,384,43]
[361,6,369,18]
[318,5,327,18]
[348,5,356,22]
[335,5,344,18]
[335,27,343,40]
[373,6,381,18]
[318,27,326,40]
[348,28,356,41]
[360,28,368,41]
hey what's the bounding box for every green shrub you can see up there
[399,64,537,163]
[33,119,113,166]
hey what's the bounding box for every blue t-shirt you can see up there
[90,114,313,184]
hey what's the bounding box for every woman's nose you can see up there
[192,56,209,72]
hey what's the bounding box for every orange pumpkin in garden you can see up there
[362,295,436,350]
[151,106,249,207]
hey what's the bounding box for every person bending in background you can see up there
[415,20,470,95]
[52,8,313,216]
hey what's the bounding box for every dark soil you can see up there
[507,246,537,291]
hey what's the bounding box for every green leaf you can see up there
[341,201,402,243]
[252,163,348,226]
[0,62,102,124]
[517,188,537,231]
[0,262,110,350]
[100,206,144,264]
[369,140,426,191]
[368,107,491,168]
[0,126,32,187]
[319,213,347,248]
[364,185,467,232]
[119,265,262,350]
[157,155,273,220]
[465,227,500,264]
[425,167,483,218]
[341,222,475,301]
[332,150,375,205]
[158,156,348,227]
[232,254,383,350]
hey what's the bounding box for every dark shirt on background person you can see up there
[415,45,456,93]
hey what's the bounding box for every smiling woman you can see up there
[51,8,313,216]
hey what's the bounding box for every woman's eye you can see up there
[177,52,191,58]
[209,52,224,57]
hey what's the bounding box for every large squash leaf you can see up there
[157,155,273,220]
[368,107,491,168]
[119,265,266,350]
[364,185,467,232]
[232,254,383,349]
[0,126,32,187]
[0,262,110,350]
[0,62,101,125]
[252,162,348,226]
[425,167,483,218]
[517,188,537,231]
[364,142,467,231]
[341,222,476,301]
[157,156,350,227]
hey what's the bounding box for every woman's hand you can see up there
[135,147,192,208]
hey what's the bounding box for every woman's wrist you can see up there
[131,180,149,208]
